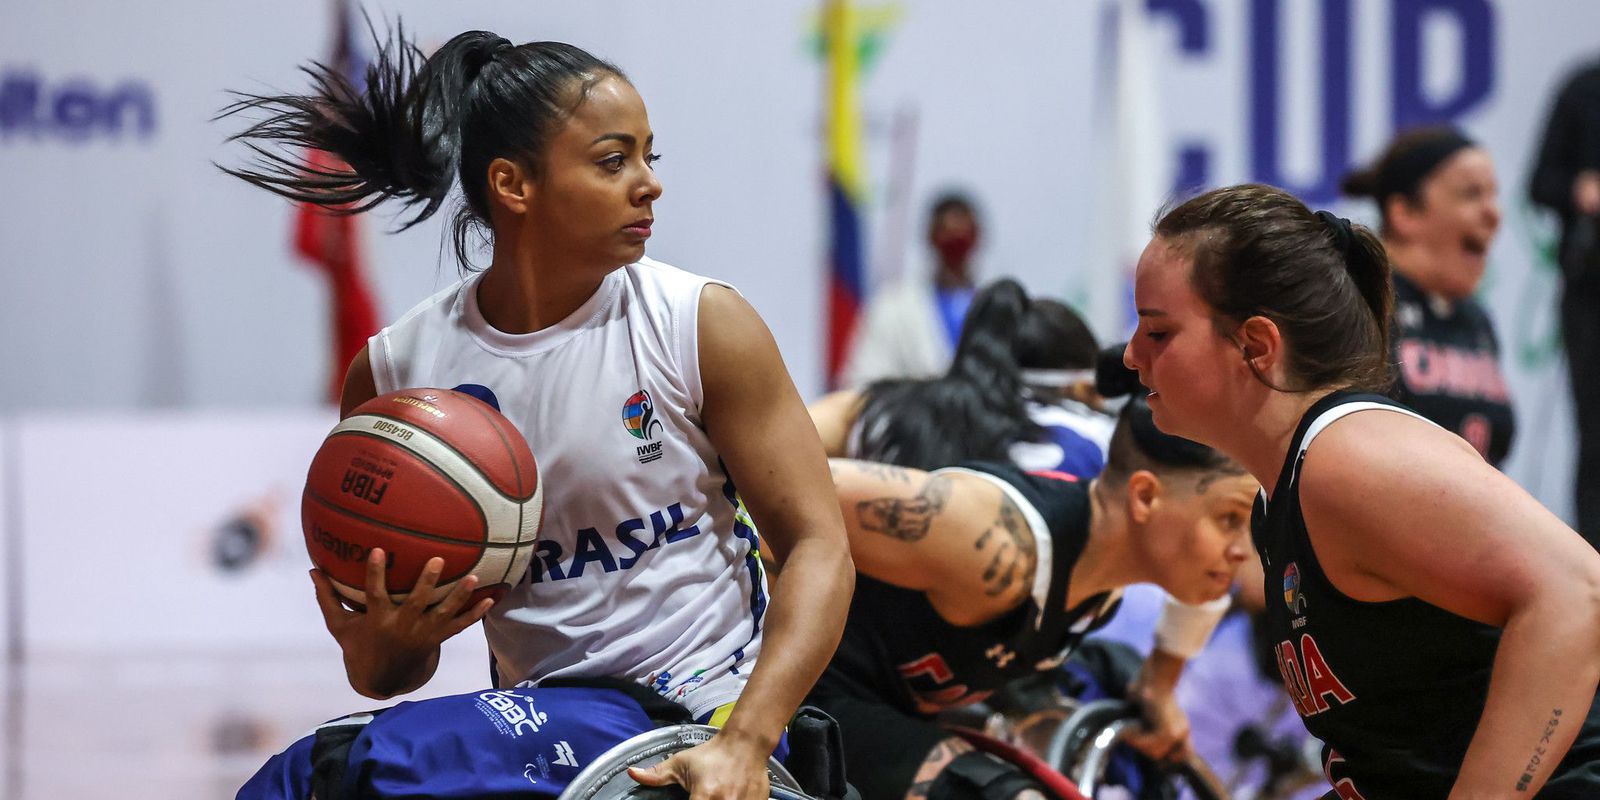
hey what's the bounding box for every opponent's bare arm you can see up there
[829,459,1039,625]
[1301,412,1600,799]
[807,390,864,457]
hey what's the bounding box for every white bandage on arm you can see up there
[1152,593,1231,659]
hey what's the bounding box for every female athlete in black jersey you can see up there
[1124,183,1600,798]
[815,394,1258,800]
[1342,127,1514,466]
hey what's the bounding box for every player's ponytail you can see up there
[218,20,466,228]
[855,279,1046,470]
[219,21,625,267]
[1327,216,1394,378]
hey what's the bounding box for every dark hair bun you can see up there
[1095,344,1144,399]
[1340,165,1381,198]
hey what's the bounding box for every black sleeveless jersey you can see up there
[1255,391,1600,798]
[1390,272,1516,467]
[819,462,1118,717]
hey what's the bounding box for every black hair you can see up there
[855,279,1087,470]
[1094,345,1245,486]
[1015,299,1098,374]
[927,190,980,234]
[1340,126,1477,237]
[218,21,625,268]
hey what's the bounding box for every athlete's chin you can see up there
[1171,572,1233,605]
[1144,400,1191,438]
[616,242,647,264]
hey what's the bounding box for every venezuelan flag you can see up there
[823,0,867,389]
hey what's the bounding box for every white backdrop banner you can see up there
[2,0,1594,520]
[14,412,336,651]
[10,409,505,688]
[1,422,11,691]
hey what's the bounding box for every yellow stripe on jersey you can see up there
[706,700,738,728]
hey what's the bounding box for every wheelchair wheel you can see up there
[1045,699,1230,800]
[558,724,808,800]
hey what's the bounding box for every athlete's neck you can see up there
[476,250,612,335]
[1218,388,1336,500]
[1070,479,1147,609]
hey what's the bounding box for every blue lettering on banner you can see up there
[528,503,706,583]
[1391,0,1494,129]
[1147,0,1209,54]
[1249,0,1354,204]
[1141,1,1495,204]
[1148,0,1213,192]
[0,71,156,143]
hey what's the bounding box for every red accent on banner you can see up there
[294,150,378,401]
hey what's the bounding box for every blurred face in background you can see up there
[1387,146,1501,301]
[929,206,980,275]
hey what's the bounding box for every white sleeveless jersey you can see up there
[368,257,767,717]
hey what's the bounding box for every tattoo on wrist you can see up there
[1517,707,1563,792]
[857,475,951,541]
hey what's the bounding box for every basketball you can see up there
[302,388,543,606]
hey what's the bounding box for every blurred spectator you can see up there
[1530,57,1600,547]
[843,191,984,386]
[1342,127,1514,467]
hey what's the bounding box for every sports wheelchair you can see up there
[556,700,1227,800]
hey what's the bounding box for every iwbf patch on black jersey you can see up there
[1284,562,1307,617]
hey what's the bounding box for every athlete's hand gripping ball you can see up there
[310,549,494,694]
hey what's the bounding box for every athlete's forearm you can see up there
[1450,591,1600,799]
[1133,648,1186,698]
[718,533,853,752]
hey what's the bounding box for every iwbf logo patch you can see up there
[1284,562,1307,617]
[623,389,665,464]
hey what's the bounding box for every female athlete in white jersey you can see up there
[223,26,852,800]
[1123,184,1600,798]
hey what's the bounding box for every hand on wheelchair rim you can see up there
[627,732,773,800]
[1120,689,1195,764]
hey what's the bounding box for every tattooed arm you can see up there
[830,459,1040,625]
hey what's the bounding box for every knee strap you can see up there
[928,751,1044,800]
